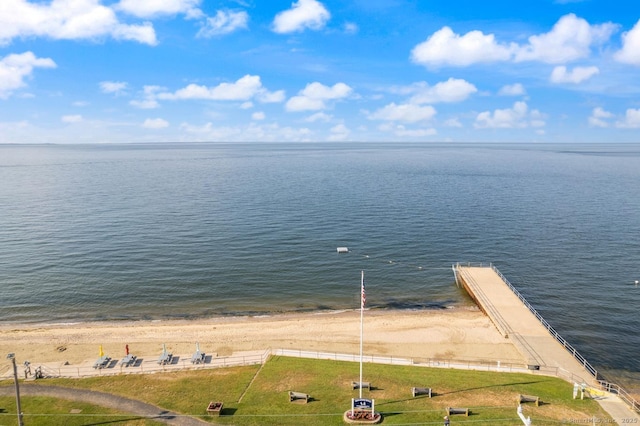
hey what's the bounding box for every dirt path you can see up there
[0,384,211,425]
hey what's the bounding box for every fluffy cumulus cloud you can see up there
[411,14,616,67]
[0,0,157,46]
[614,19,640,65]
[197,10,248,37]
[514,14,616,63]
[100,81,128,95]
[272,0,330,34]
[130,85,164,109]
[498,83,526,96]
[251,111,265,120]
[616,109,640,128]
[411,27,514,67]
[328,123,350,141]
[0,51,56,99]
[143,118,169,128]
[408,78,477,104]
[474,101,545,129]
[158,75,284,103]
[116,0,202,19]
[368,103,437,123]
[550,65,599,83]
[285,82,352,111]
[588,107,613,128]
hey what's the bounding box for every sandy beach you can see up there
[0,307,525,375]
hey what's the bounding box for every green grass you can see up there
[0,395,164,426]
[2,356,612,425]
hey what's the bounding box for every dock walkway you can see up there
[454,263,640,423]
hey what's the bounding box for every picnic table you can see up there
[120,354,137,367]
[93,356,111,369]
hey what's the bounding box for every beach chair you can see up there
[191,342,205,364]
[158,343,173,365]
[93,345,111,369]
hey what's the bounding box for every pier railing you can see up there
[482,263,639,415]
[489,264,600,380]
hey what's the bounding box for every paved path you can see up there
[0,384,211,425]
[455,265,640,425]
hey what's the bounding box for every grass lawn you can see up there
[0,395,164,425]
[2,356,612,425]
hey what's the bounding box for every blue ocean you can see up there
[1,142,638,390]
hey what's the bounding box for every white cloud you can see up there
[408,78,477,104]
[344,22,358,34]
[130,85,164,109]
[474,101,545,129]
[614,19,640,65]
[272,0,330,34]
[411,14,616,68]
[252,111,265,120]
[588,107,613,128]
[393,126,437,137]
[328,123,349,141]
[197,10,248,37]
[257,90,286,103]
[159,75,281,102]
[61,114,82,123]
[143,118,169,128]
[285,82,352,111]
[240,101,254,109]
[304,112,332,122]
[368,103,437,123]
[116,0,202,19]
[550,65,599,84]
[443,118,463,127]
[0,0,157,46]
[498,83,525,96]
[616,109,640,128]
[0,51,56,99]
[411,26,514,67]
[100,81,128,95]
[515,14,616,63]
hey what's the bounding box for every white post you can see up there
[517,404,532,425]
[359,270,364,399]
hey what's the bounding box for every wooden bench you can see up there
[352,381,371,390]
[411,387,432,398]
[289,391,310,403]
[447,407,469,416]
[518,394,541,406]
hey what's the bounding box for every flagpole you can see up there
[359,270,364,399]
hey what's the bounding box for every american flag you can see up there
[361,272,366,308]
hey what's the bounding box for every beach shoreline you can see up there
[0,307,525,376]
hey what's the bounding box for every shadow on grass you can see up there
[442,379,548,395]
[81,416,150,425]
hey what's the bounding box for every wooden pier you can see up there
[453,264,640,421]
[453,263,598,384]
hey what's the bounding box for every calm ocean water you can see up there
[1,142,639,388]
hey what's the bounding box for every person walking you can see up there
[444,415,450,426]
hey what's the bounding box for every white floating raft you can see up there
[337,247,349,253]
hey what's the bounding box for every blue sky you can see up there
[1,0,639,143]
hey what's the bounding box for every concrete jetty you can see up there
[453,263,640,422]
